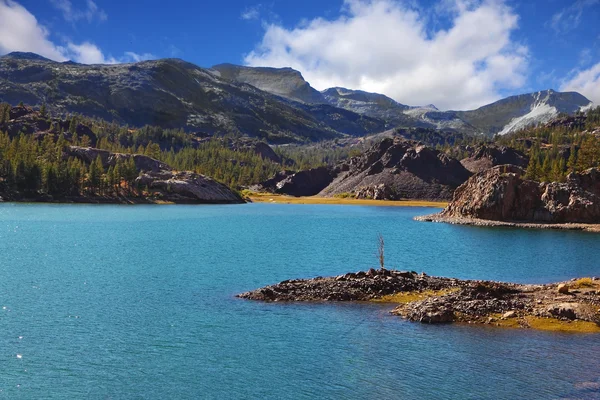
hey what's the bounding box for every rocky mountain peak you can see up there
[1,52,54,62]
[210,63,326,104]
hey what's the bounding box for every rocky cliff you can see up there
[436,165,600,223]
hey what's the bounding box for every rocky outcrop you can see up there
[425,165,600,224]
[238,269,457,302]
[320,138,472,200]
[354,184,395,200]
[136,170,243,204]
[460,145,528,173]
[238,269,600,331]
[275,167,335,197]
[249,170,295,193]
[254,138,472,200]
[1,105,97,144]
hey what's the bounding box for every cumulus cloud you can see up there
[0,0,67,60]
[0,0,152,64]
[561,63,600,105]
[50,0,107,23]
[245,0,528,110]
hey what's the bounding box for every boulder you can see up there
[355,184,395,200]
[547,303,580,320]
[557,284,570,294]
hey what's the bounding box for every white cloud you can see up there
[123,51,155,62]
[50,0,107,23]
[245,0,528,110]
[241,5,261,21]
[549,0,598,34]
[0,0,67,60]
[561,63,600,105]
[0,0,152,65]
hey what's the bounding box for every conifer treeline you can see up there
[0,103,289,197]
[496,107,600,181]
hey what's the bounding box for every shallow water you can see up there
[1,203,599,399]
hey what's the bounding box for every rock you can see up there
[436,165,600,223]
[397,298,456,323]
[460,145,529,174]
[275,167,335,197]
[135,170,243,204]
[238,270,600,331]
[355,184,395,200]
[557,284,570,294]
[547,303,579,320]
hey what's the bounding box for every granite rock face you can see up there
[136,170,243,204]
[439,165,600,223]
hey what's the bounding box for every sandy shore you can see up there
[247,193,447,208]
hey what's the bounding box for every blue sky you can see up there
[0,0,599,109]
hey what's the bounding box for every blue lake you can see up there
[1,203,599,399]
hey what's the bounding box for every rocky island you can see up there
[238,269,600,333]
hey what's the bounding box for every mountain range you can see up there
[0,52,594,143]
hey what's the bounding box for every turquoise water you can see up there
[1,203,600,399]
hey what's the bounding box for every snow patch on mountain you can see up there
[580,102,596,113]
[498,104,558,135]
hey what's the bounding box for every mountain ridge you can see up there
[0,53,594,141]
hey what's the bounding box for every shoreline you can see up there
[247,193,448,207]
[238,269,600,333]
[415,214,600,232]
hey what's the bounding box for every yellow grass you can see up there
[571,277,598,289]
[246,192,447,208]
[525,317,600,333]
[484,313,600,333]
[372,288,459,303]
